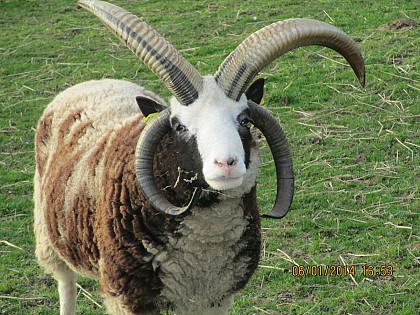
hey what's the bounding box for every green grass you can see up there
[1,0,418,314]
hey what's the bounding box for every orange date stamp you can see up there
[291,265,394,277]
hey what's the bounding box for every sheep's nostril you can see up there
[227,158,236,166]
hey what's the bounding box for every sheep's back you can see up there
[35,79,162,175]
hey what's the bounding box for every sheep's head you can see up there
[169,77,254,191]
[78,0,365,217]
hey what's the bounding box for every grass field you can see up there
[1,0,418,314]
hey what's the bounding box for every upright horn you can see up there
[78,0,203,105]
[214,18,365,101]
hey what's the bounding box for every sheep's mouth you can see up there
[205,176,244,191]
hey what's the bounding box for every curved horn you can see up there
[135,109,202,215]
[136,104,293,218]
[248,102,294,218]
[78,0,203,105]
[215,18,365,101]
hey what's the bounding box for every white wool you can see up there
[45,79,165,123]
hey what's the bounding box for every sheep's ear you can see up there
[136,96,167,116]
[245,78,265,105]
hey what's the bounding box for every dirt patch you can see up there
[378,19,419,30]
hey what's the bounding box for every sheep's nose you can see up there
[215,157,237,168]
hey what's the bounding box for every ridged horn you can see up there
[135,109,202,215]
[215,18,365,101]
[78,0,203,105]
[248,102,294,218]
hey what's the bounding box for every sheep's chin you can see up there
[205,177,244,191]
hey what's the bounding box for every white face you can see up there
[170,77,250,191]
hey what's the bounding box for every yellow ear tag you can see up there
[260,98,265,106]
[143,112,160,124]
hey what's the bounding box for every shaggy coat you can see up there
[34,79,261,314]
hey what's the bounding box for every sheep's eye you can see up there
[176,124,187,132]
[171,117,188,133]
[238,108,253,128]
[240,117,253,128]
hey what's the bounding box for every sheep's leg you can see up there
[34,194,77,313]
[54,268,77,315]
[34,236,77,315]
[35,242,77,315]
[34,191,77,314]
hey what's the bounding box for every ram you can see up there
[34,1,365,314]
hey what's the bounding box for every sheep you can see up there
[34,1,365,314]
